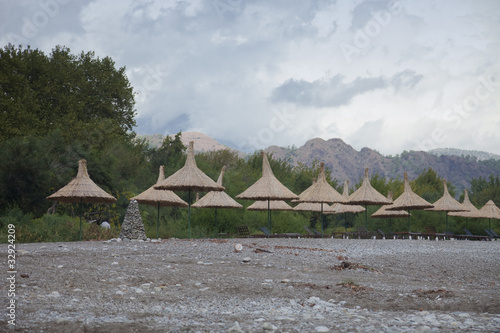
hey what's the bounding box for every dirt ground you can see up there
[2,238,500,332]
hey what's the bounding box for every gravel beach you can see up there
[3,238,500,332]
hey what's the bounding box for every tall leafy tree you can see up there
[0,44,136,147]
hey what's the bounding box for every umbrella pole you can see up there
[344,212,347,233]
[407,210,411,233]
[79,198,83,241]
[157,203,160,239]
[188,189,192,239]
[445,212,448,239]
[267,199,271,237]
[321,202,324,236]
[214,208,218,238]
[365,205,368,228]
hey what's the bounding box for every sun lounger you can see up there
[485,229,499,239]
[459,229,490,241]
[377,229,394,239]
[347,226,376,239]
[422,226,445,240]
[304,226,322,238]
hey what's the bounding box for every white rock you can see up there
[234,243,243,252]
[111,262,119,265]
[242,257,251,263]
[101,222,111,229]
[315,326,330,332]
[263,322,277,331]
[48,291,60,297]
[228,321,243,333]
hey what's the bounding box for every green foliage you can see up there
[469,175,500,207]
[0,207,119,243]
[0,44,136,145]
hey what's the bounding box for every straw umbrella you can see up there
[247,200,293,236]
[425,180,468,237]
[247,200,294,211]
[447,189,481,231]
[330,180,365,233]
[296,162,344,235]
[236,152,299,233]
[345,168,392,228]
[155,141,224,238]
[387,172,433,233]
[477,200,500,231]
[371,192,409,233]
[192,166,243,237]
[131,165,188,239]
[47,159,116,241]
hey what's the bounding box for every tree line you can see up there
[0,45,498,241]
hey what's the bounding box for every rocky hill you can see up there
[137,132,242,155]
[265,138,499,193]
[428,148,500,161]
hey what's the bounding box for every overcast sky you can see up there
[2,0,500,155]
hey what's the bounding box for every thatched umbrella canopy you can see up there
[247,200,294,211]
[387,172,433,233]
[131,165,188,238]
[296,162,344,234]
[236,152,298,232]
[47,159,116,240]
[371,192,409,233]
[425,180,469,235]
[371,192,410,219]
[477,200,500,230]
[293,202,335,213]
[330,180,365,232]
[345,168,392,227]
[192,166,243,237]
[155,141,224,238]
[448,189,481,230]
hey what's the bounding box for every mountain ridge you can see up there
[137,132,500,193]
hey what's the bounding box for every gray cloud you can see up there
[270,71,423,108]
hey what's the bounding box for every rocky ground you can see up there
[2,237,500,332]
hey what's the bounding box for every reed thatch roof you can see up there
[297,163,344,204]
[478,200,500,220]
[293,202,335,213]
[387,172,433,211]
[247,200,293,211]
[425,180,468,213]
[346,168,392,206]
[155,141,224,192]
[236,152,298,201]
[448,189,481,218]
[192,166,243,209]
[131,166,188,207]
[371,192,410,219]
[47,159,116,203]
[331,180,365,214]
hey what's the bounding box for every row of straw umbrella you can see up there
[47,143,500,239]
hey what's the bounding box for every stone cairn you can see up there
[119,200,147,240]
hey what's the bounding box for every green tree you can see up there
[0,44,136,147]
